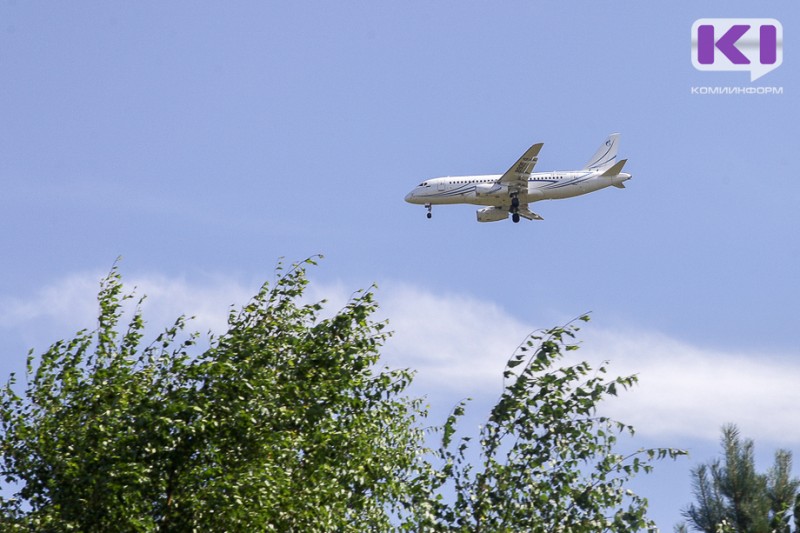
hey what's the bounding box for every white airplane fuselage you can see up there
[404,134,632,223]
[404,169,631,207]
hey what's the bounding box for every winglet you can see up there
[600,158,627,176]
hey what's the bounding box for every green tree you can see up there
[680,424,799,533]
[0,259,685,531]
[411,318,686,532]
[0,259,425,531]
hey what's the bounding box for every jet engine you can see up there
[476,206,509,223]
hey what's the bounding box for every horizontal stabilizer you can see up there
[613,182,626,189]
[601,159,627,176]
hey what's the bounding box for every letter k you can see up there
[697,24,750,64]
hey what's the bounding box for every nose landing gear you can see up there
[425,204,432,219]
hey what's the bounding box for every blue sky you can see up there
[1,2,798,529]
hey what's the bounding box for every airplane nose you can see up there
[404,192,414,203]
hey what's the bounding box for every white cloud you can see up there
[1,272,798,445]
[379,284,800,446]
[580,329,800,444]
[0,272,100,330]
[378,282,531,392]
[0,271,255,343]
[127,274,257,336]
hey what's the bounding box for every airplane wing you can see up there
[517,204,544,221]
[498,142,543,193]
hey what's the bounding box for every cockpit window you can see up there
[419,182,428,186]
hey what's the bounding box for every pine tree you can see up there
[680,425,799,533]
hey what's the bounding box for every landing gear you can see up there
[425,204,432,219]
[510,194,520,223]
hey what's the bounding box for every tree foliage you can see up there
[412,318,686,532]
[680,424,800,533]
[0,259,684,531]
[0,259,424,531]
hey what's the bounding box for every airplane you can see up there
[404,133,631,223]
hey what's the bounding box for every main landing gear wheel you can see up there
[425,204,432,219]
[510,195,520,222]
[510,194,521,223]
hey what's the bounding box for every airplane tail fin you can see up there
[584,133,620,171]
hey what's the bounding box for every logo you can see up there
[691,18,783,81]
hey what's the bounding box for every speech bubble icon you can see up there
[692,18,783,82]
